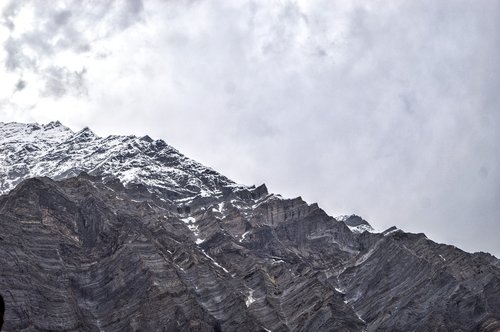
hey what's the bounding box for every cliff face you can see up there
[0,122,499,331]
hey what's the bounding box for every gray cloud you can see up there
[1,0,499,255]
[42,66,87,97]
[1,0,144,97]
[15,79,26,91]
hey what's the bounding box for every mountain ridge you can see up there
[0,121,240,200]
[0,121,499,331]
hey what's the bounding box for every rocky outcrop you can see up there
[0,121,234,199]
[0,176,365,331]
[338,230,500,331]
[0,174,498,331]
[0,122,499,331]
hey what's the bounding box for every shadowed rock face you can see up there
[0,122,499,331]
[0,176,364,331]
[0,175,498,331]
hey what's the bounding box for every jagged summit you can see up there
[336,214,375,233]
[0,121,239,200]
[0,121,499,331]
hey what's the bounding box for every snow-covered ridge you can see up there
[0,121,236,199]
[347,224,375,234]
[337,214,375,233]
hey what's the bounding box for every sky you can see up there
[0,0,499,256]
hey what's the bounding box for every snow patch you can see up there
[181,217,196,224]
[0,122,235,201]
[336,215,350,222]
[181,217,204,244]
[348,224,375,234]
[384,228,400,236]
[201,250,230,274]
[239,231,250,242]
[245,289,256,307]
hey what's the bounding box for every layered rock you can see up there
[0,175,365,331]
[0,122,499,331]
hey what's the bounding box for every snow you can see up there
[336,215,350,222]
[355,244,380,266]
[384,228,400,236]
[198,188,212,198]
[212,202,225,213]
[348,224,375,234]
[119,168,147,185]
[0,122,237,199]
[335,287,345,293]
[252,200,264,209]
[181,217,196,224]
[239,231,250,242]
[201,250,230,274]
[180,217,204,244]
[245,289,256,307]
[356,312,366,323]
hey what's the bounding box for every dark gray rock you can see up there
[0,176,364,331]
[0,122,499,331]
[0,174,498,331]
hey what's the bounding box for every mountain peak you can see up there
[0,121,234,200]
[73,126,96,140]
[43,120,63,129]
[0,121,499,331]
[337,214,375,233]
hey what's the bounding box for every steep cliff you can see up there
[0,122,498,331]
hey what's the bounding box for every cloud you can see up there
[0,0,499,255]
[0,0,144,98]
[42,66,87,97]
[15,78,26,91]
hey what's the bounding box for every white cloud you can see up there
[0,0,499,255]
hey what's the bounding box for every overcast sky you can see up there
[0,0,499,256]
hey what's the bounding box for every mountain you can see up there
[0,121,499,331]
[0,121,234,199]
[336,215,375,234]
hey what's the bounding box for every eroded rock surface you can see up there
[0,122,499,331]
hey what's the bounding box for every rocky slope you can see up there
[0,122,499,331]
[0,121,234,199]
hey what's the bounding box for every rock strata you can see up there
[0,122,498,331]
